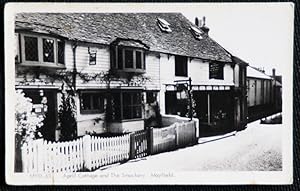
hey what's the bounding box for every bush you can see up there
[15,90,45,172]
[15,90,45,145]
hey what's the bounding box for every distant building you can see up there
[246,66,282,121]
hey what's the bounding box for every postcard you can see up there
[5,2,294,185]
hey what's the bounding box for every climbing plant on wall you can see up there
[58,85,77,141]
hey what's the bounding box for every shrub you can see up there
[15,90,44,145]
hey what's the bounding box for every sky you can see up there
[179,3,294,76]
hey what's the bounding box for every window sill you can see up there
[18,62,66,69]
[80,110,105,115]
[175,75,188,77]
[115,68,146,74]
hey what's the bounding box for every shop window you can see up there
[112,46,145,73]
[175,55,188,77]
[20,33,65,67]
[209,62,224,80]
[110,91,143,121]
[80,92,105,114]
[165,91,188,117]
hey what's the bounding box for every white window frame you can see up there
[20,33,65,68]
[115,47,145,73]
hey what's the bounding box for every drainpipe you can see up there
[72,41,78,92]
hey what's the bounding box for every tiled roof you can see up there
[15,13,232,62]
[232,56,248,66]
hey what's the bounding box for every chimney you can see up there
[195,17,199,27]
[272,68,276,77]
[200,16,210,35]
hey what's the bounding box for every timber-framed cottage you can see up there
[15,13,247,141]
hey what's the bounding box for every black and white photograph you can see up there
[5,2,293,185]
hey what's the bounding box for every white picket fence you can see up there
[85,134,131,171]
[176,121,197,147]
[150,120,197,154]
[21,134,130,173]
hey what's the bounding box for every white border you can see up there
[5,2,294,185]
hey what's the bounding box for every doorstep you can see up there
[198,131,237,144]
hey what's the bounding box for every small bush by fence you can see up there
[21,120,197,173]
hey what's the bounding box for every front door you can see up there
[23,89,57,141]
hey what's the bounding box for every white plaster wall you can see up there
[159,53,234,114]
[74,93,107,136]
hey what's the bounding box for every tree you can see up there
[58,86,77,141]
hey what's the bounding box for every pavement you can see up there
[95,119,282,172]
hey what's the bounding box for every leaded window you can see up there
[43,38,55,63]
[24,36,38,61]
[20,33,65,67]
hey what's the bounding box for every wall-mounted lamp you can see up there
[88,47,97,65]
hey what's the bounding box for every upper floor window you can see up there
[175,55,188,77]
[20,33,65,67]
[209,62,224,80]
[112,46,145,73]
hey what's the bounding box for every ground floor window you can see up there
[80,92,105,114]
[109,90,143,121]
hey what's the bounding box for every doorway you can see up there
[23,89,57,141]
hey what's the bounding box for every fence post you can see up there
[129,133,136,159]
[148,127,154,155]
[36,139,44,173]
[175,122,179,148]
[21,142,27,173]
[193,121,197,144]
[83,135,92,171]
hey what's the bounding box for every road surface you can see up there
[96,120,282,172]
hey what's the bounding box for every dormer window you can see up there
[19,33,65,67]
[157,18,172,33]
[190,26,204,40]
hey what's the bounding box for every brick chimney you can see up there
[272,68,276,77]
[200,16,210,35]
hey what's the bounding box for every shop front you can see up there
[165,84,235,137]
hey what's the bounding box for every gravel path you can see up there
[96,120,282,172]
